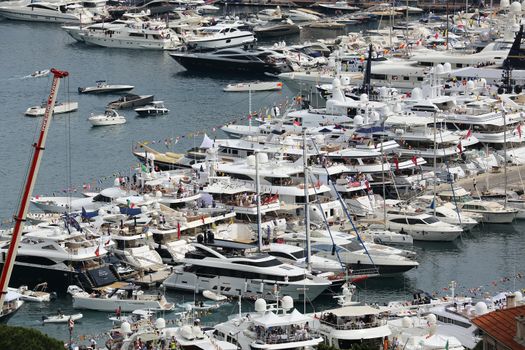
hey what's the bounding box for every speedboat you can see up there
[286,8,322,22]
[42,313,83,324]
[184,23,255,50]
[68,285,174,312]
[88,109,126,126]
[385,211,463,241]
[78,80,134,94]
[170,47,293,75]
[30,69,50,78]
[0,291,23,322]
[8,283,54,302]
[253,19,300,38]
[107,94,154,109]
[25,101,78,116]
[134,101,169,116]
[459,200,518,223]
[223,81,283,92]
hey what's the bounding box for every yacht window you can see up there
[390,218,408,224]
[290,250,306,259]
[233,259,282,267]
[370,74,387,80]
[406,218,425,225]
[41,245,57,250]
[268,251,294,260]
[423,217,440,224]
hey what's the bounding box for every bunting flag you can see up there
[95,246,100,257]
[411,155,418,166]
[465,128,472,140]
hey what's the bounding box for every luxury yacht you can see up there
[162,239,331,300]
[170,47,293,75]
[184,23,255,50]
[0,1,94,23]
[385,210,463,241]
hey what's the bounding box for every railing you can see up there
[257,330,321,344]
[319,319,385,330]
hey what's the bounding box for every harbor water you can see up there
[0,14,524,345]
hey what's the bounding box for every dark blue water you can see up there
[0,15,524,346]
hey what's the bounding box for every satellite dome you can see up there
[155,318,166,329]
[426,314,437,325]
[443,62,452,73]
[114,178,121,187]
[436,64,444,75]
[341,76,351,85]
[501,0,510,8]
[332,78,341,88]
[466,80,475,90]
[354,115,364,126]
[510,1,521,12]
[412,87,423,100]
[120,322,131,334]
[475,301,488,315]
[281,296,294,310]
[247,155,256,167]
[255,298,267,312]
[360,94,369,102]
[402,316,413,328]
[514,291,523,301]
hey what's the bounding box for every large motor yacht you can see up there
[162,238,331,300]
[184,23,255,50]
[0,1,94,23]
[170,47,293,75]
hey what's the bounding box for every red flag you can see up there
[293,120,301,126]
[411,156,418,166]
[95,246,100,257]
[69,317,74,331]
[434,32,439,39]
[248,114,252,120]
[105,239,111,246]
[457,142,463,154]
[393,156,399,171]
[177,222,181,240]
[465,129,472,139]
[518,124,522,138]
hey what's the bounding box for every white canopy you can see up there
[200,134,214,149]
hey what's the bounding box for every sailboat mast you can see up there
[256,151,262,251]
[302,128,311,271]
[503,104,508,208]
[0,68,68,307]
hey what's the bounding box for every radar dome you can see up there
[369,111,380,122]
[393,103,402,113]
[360,94,369,102]
[522,0,525,10]
[466,80,475,90]
[436,64,444,75]
[332,78,341,88]
[140,205,148,213]
[426,314,437,325]
[255,298,267,312]
[514,291,523,302]
[247,155,256,167]
[154,202,161,210]
[402,317,413,328]
[443,62,452,73]
[155,318,166,329]
[475,302,488,315]
[257,153,269,164]
[144,194,151,201]
[501,0,510,8]
[510,1,522,12]
[121,322,131,334]
[341,76,351,85]
[411,87,423,100]
[354,115,364,126]
[281,296,294,310]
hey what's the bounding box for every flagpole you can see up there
[433,110,437,215]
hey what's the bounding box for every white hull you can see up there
[187,34,255,50]
[0,8,80,23]
[463,211,517,223]
[223,81,283,92]
[73,296,170,312]
[25,102,78,116]
[386,223,462,241]
[82,34,178,50]
[164,271,329,301]
[89,117,126,126]
[43,313,83,323]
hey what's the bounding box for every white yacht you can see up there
[162,240,331,301]
[89,109,126,126]
[25,101,78,117]
[0,1,94,23]
[78,81,134,94]
[264,243,344,273]
[385,210,463,241]
[312,305,391,349]
[68,284,174,312]
[459,200,518,223]
[184,24,255,50]
[82,19,181,50]
[214,297,323,350]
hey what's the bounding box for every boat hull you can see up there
[187,34,255,50]
[0,8,80,23]
[72,296,167,312]
[170,54,287,75]
[0,262,119,294]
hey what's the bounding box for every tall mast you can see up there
[256,151,262,251]
[302,128,311,272]
[0,69,69,307]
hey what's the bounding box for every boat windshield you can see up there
[422,216,440,224]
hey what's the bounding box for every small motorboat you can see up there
[177,301,220,311]
[88,109,126,126]
[0,291,24,323]
[30,69,50,78]
[308,21,346,29]
[42,313,83,324]
[107,94,154,109]
[78,80,135,94]
[223,81,283,92]
[8,283,54,302]
[134,101,169,116]
[253,19,300,38]
[202,290,227,302]
[25,101,78,116]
